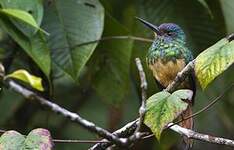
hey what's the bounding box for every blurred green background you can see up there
[0,0,234,149]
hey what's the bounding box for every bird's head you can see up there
[136,17,185,42]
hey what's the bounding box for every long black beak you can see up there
[135,17,161,35]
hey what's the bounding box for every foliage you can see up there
[0,9,46,35]
[0,0,51,78]
[42,0,104,80]
[0,0,234,149]
[0,128,53,150]
[144,90,192,139]
[0,0,44,37]
[195,36,234,89]
[6,69,44,91]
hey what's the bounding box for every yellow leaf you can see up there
[195,37,234,89]
[6,69,44,91]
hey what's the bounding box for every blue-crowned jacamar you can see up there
[137,17,196,149]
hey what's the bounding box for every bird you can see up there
[136,17,196,149]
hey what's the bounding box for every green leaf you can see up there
[0,0,44,37]
[195,37,234,89]
[0,129,53,150]
[6,69,44,91]
[0,16,51,78]
[0,9,47,35]
[42,0,104,81]
[23,128,53,150]
[144,90,191,140]
[0,131,25,150]
[91,14,133,106]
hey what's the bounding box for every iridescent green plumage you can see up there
[147,35,193,65]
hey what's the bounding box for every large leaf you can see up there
[6,69,44,91]
[0,16,51,78]
[0,129,53,150]
[90,15,133,105]
[0,9,47,35]
[42,0,104,81]
[0,0,44,37]
[195,36,234,89]
[144,90,192,140]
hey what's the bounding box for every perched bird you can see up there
[137,17,196,149]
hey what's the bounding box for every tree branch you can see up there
[3,79,127,147]
[89,120,139,150]
[165,60,195,92]
[168,123,234,147]
[133,58,147,134]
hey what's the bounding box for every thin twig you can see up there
[53,139,108,144]
[118,58,148,147]
[76,36,153,46]
[52,36,153,51]
[134,58,147,134]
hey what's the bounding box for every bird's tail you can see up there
[179,104,193,150]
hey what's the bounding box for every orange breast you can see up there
[149,59,186,87]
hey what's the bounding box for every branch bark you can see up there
[165,60,195,92]
[4,79,127,147]
[168,123,234,147]
[89,120,138,150]
[131,58,147,138]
